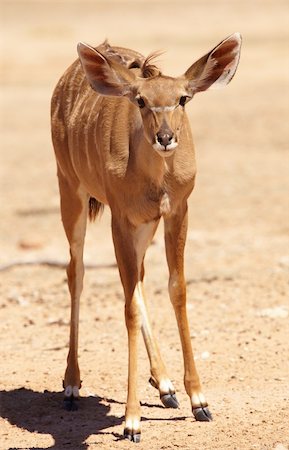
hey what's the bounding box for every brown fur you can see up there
[51,34,241,441]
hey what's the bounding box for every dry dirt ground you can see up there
[1,1,289,449]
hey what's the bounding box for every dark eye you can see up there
[179,96,188,107]
[137,97,145,109]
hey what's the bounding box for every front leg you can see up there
[111,217,157,442]
[164,203,212,421]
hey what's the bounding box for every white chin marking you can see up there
[153,141,178,156]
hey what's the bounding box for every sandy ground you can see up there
[1,1,289,449]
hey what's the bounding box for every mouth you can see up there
[152,140,178,157]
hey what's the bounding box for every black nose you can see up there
[157,132,173,148]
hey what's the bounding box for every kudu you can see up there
[51,33,241,442]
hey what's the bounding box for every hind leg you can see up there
[139,278,179,409]
[57,171,88,409]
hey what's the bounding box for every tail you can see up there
[88,197,104,222]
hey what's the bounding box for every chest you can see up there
[108,172,194,227]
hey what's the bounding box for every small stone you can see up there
[274,444,288,450]
[201,351,210,360]
[18,238,45,250]
[257,306,288,319]
[278,256,289,268]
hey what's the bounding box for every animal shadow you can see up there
[0,388,124,449]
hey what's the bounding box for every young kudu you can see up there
[51,33,241,442]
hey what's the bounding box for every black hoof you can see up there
[149,377,179,409]
[63,395,79,411]
[193,406,213,422]
[161,393,180,409]
[124,429,141,443]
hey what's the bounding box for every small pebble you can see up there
[201,351,210,360]
[257,306,288,319]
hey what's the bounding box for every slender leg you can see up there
[164,203,212,421]
[139,279,179,408]
[112,217,161,442]
[58,173,88,410]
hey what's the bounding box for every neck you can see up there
[136,137,173,186]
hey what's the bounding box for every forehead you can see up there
[137,76,185,107]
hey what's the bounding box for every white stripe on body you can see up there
[84,96,100,170]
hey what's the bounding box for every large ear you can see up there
[77,42,136,97]
[184,33,242,94]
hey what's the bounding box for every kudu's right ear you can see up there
[77,42,136,97]
[184,33,242,94]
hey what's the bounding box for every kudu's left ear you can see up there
[184,33,242,94]
[77,42,136,97]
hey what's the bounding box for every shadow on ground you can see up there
[0,388,124,449]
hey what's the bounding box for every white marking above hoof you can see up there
[64,385,73,397]
[125,417,141,431]
[72,385,80,398]
[159,378,175,394]
[64,385,79,398]
[191,392,207,407]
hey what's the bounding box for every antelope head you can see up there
[78,33,242,157]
